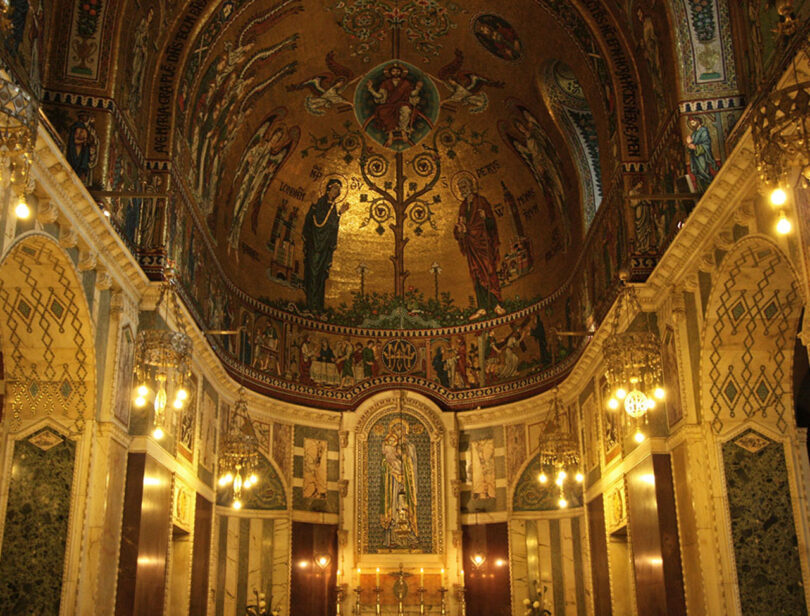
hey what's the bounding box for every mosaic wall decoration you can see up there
[513,451,583,511]
[112,324,135,427]
[723,430,807,616]
[302,437,328,499]
[581,392,600,471]
[0,429,76,615]
[541,59,603,227]
[705,240,801,434]
[198,381,218,481]
[272,422,292,480]
[292,425,339,513]
[177,373,198,461]
[598,376,620,463]
[0,0,46,97]
[505,422,527,483]
[0,236,92,431]
[459,426,507,513]
[670,0,737,94]
[364,411,433,553]
[662,325,684,427]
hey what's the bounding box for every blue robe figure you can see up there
[302,179,348,312]
[686,116,718,194]
[66,115,92,183]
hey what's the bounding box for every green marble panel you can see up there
[0,430,76,615]
[723,431,807,616]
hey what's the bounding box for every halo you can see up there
[387,417,410,434]
[321,173,349,204]
[450,170,478,201]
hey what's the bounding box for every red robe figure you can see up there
[364,64,424,147]
[453,175,505,320]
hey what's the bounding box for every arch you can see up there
[0,233,97,431]
[354,390,446,559]
[700,235,804,435]
[540,59,603,228]
[511,449,584,512]
[216,451,288,510]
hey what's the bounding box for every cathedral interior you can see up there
[2,1,810,615]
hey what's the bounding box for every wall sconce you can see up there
[315,555,331,571]
[471,554,486,569]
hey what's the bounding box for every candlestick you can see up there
[418,584,426,615]
[439,587,448,616]
[336,584,346,615]
[455,583,467,616]
[352,586,362,616]
[374,585,382,616]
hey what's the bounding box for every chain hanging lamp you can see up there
[217,386,260,509]
[133,270,192,440]
[602,276,664,443]
[536,389,582,509]
[0,65,38,220]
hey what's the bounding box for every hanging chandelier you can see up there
[133,272,192,440]
[217,386,260,510]
[602,277,664,443]
[536,390,583,509]
[0,69,38,220]
[751,32,810,236]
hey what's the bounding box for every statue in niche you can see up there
[380,418,418,547]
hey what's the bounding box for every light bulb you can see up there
[770,187,788,206]
[152,426,164,440]
[558,498,568,508]
[134,396,146,408]
[777,211,792,235]
[218,475,229,487]
[575,472,584,483]
[608,398,619,410]
[538,473,548,484]
[654,387,665,400]
[232,499,242,510]
[555,475,564,487]
[616,388,627,400]
[634,430,645,443]
[14,195,29,219]
[646,398,656,410]
[154,378,167,415]
[177,388,189,401]
[173,398,183,409]
[137,385,149,396]
[224,472,234,484]
[249,473,258,485]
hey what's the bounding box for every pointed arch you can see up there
[540,59,604,228]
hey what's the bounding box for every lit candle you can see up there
[460,569,465,586]
[357,567,361,586]
[338,569,343,584]
[441,568,446,588]
[420,568,424,587]
[376,567,380,587]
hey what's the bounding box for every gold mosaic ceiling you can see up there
[158,0,626,319]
